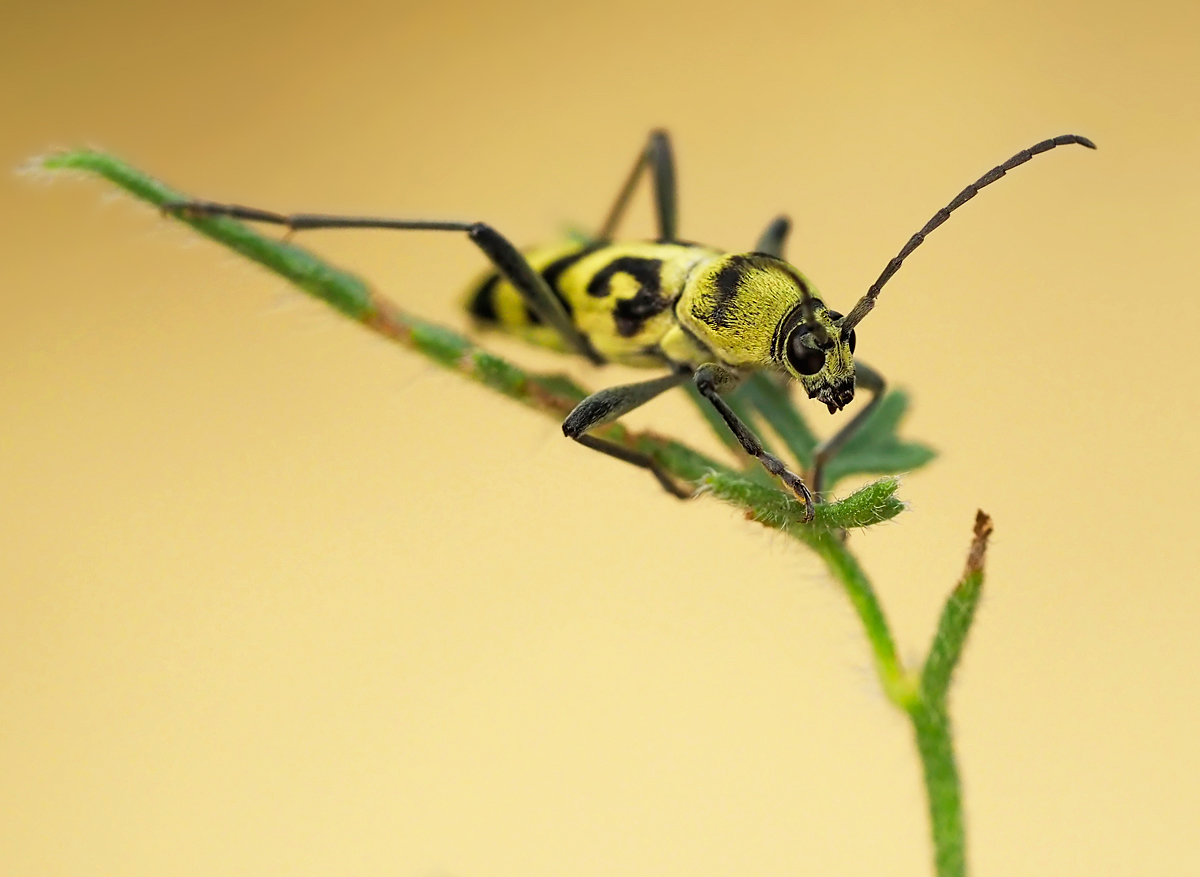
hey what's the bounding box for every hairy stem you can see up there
[36,148,905,532]
[906,511,994,877]
[38,148,991,877]
[910,701,965,877]
[785,511,991,877]
[807,530,916,708]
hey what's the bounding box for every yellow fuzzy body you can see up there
[466,239,721,368]
[675,253,823,369]
[465,238,853,410]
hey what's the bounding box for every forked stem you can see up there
[809,515,989,877]
[38,148,992,877]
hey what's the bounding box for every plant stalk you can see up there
[909,701,966,877]
[39,148,991,877]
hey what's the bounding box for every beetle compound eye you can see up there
[847,329,856,354]
[787,332,826,375]
[792,347,826,375]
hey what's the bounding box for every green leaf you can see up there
[687,373,932,494]
[820,389,936,490]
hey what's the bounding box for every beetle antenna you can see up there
[838,134,1096,338]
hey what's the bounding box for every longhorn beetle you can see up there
[166,132,1095,521]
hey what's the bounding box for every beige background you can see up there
[3,1,1198,874]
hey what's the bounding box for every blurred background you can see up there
[3,0,1198,874]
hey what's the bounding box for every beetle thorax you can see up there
[676,253,820,368]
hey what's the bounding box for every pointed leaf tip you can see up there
[819,389,937,490]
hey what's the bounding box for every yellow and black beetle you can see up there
[167,131,1094,521]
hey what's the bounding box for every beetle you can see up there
[166,131,1094,520]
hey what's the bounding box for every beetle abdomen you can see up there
[465,239,720,365]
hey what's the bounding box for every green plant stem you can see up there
[37,148,906,531]
[922,512,992,705]
[40,148,991,877]
[807,531,915,707]
[808,529,973,877]
[793,525,967,877]
[910,701,965,877]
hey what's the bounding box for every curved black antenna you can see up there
[838,134,1096,337]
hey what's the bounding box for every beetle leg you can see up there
[161,201,604,364]
[596,129,679,243]
[754,214,791,259]
[694,363,815,522]
[562,370,693,498]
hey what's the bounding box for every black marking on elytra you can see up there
[586,256,668,337]
[534,242,606,325]
[613,288,670,337]
[467,274,501,322]
[586,256,660,298]
[705,255,754,329]
[540,243,606,298]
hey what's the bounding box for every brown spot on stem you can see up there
[526,381,580,416]
[364,296,415,344]
[964,509,994,577]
